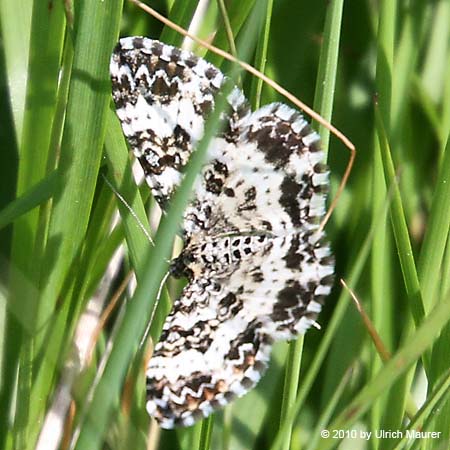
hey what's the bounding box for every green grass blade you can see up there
[418,134,450,309]
[216,0,238,58]
[160,0,199,46]
[277,1,344,448]
[312,0,344,154]
[391,366,450,450]
[8,2,65,448]
[104,109,172,340]
[104,110,152,275]
[206,0,257,67]
[0,0,32,139]
[420,1,450,105]
[390,1,428,136]
[278,338,303,450]
[317,292,450,450]
[22,2,123,447]
[372,0,402,439]
[37,1,123,331]
[425,134,450,443]
[306,366,352,450]
[249,0,274,110]
[198,415,214,450]
[441,55,450,149]
[375,107,427,333]
[269,200,384,450]
[0,171,58,231]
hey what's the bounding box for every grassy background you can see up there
[1,1,450,450]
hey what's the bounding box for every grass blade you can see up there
[317,291,450,450]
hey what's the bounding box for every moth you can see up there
[110,37,334,428]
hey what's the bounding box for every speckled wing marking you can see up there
[110,36,334,429]
[147,232,333,428]
[110,36,249,216]
[185,102,330,237]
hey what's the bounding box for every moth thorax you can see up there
[181,234,271,278]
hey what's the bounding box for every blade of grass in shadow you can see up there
[277,1,344,449]
[36,0,123,336]
[424,134,450,442]
[160,0,199,46]
[372,0,405,439]
[35,38,75,282]
[306,365,353,450]
[249,0,273,110]
[420,0,450,105]
[390,0,428,138]
[418,134,450,312]
[70,179,121,307]
[83,222,129,297]
[206,0,257,67]
[441,57,450,149]
[278,337,303,450]
[10,2,66,448]
[430,318,450,442]
[388,2,430,252]
[25,2,123,447]
[217,0,238,58]
[375,99,428,439]
[46,38,74,174]
[375,108,427,346]
[0,170,58,231]
[316,291,450,450]
[411,76,444,148]
[12,0,65,272]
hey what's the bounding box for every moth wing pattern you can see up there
[146,233,333,428]
[111,37,330,238]
[110,36,334,429]
[185,102,330,237]
[110,36,249,217]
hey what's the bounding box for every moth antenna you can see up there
[102,174,155,247]
[139,269,171,349]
